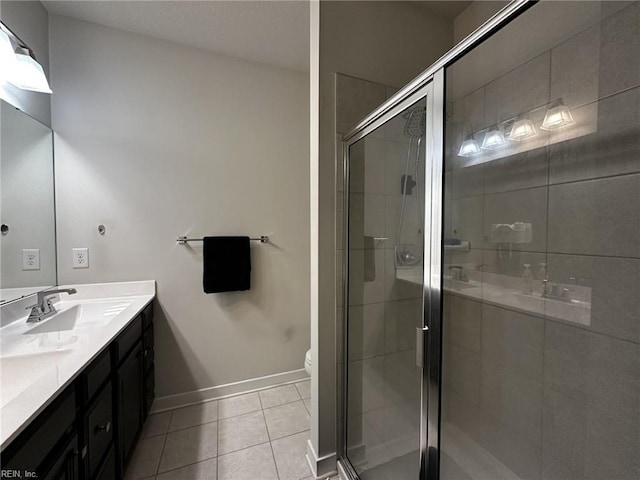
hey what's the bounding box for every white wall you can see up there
[49,14,310,399]
[0,0,51,126]
[310,1,453,475]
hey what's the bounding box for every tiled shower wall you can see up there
[442,3,640,480]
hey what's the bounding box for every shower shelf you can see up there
[444,241,470,252]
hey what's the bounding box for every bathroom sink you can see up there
[443,278,478,291]
[23,300,133,335]
[0,350,73,407]
[25,305,81,334]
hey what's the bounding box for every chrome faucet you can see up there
[449,265,469,282]
[26,288,77,323]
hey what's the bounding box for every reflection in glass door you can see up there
[342,91,428,480]
[441,2,640,479]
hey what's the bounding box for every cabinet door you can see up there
[86,383,113,478]
[117,342,143,470]
[42,434,79,480]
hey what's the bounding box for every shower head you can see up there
[403,107,426,138]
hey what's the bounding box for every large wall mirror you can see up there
[0,100,56,304]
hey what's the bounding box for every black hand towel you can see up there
[203,236,251,293]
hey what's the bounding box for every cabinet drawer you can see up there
[113,314,142,365]
[142,302,153,330]
[143,323,154,372]
[86,383,113,479]
[83,348,111,404]
[3,386,76,473]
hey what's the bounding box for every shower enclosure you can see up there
[339,1,640,479]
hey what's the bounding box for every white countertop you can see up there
[396,267,591,326]
[0,280,156,450]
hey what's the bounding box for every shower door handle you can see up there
[416,326,429,367]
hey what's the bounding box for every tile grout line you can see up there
[153,409,173,478]
[259,389,282,480]
[136,386,310,479]
[216,400,220,480]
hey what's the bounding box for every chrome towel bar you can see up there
[177,235,269,245]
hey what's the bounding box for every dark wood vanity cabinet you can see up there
[2,386,78,479]
[0,301,155,480]
[115,342,144,473]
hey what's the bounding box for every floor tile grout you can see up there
[131,384,313,480]
[153,409,172,477]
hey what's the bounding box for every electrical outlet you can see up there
[72,248,89,269]
[22,249,40,270]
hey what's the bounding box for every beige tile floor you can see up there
[125,380,333,480]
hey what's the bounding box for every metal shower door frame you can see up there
[339,81,438,480]
[338,3,535,478]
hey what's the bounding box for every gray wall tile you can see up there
[483,146,548,195]
[547,253,640,343]
[384,299,421,354]
[483,186,548,252]
[480,358,543,443]
[599,2,640,98]
[444,295,482,353]
[544,321,640,423]
[485,53,551,124]
[551,23,601,109]
[549,87,640,184]
[443,343,481,403]
[547,174,640,257]
[449,195,484,249]
[481,304,544,381]
[348,303,385,360]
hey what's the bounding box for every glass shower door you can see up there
[343,90,429,480]
[441,2,640,479]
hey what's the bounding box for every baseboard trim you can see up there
[306,439,337,479]
[151,368,309,413]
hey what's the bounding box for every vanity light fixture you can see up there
[0,29,16,85]
[9,46,52,94]
[508,116,537,141]
[458,134,481,157]
[0,22,52,94]
[481,125,507,149]
[540,99,574,130]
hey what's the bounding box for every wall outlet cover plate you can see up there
[72,248,89,269]
[22,249,40,271]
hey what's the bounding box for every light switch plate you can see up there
[72,248,89,269]
[22,249,40,270]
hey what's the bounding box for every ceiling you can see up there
[43,1,311,73]
[43,1,471,73]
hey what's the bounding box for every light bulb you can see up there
[9,48,52,94]
[458,135,481,157]
[481,126,507,150]
[0,29,17,85]
[541,101,574,130]
[509,117,537,141]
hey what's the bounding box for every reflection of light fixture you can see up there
[458,135,481,157]
[0,22,52,94]
[9,46,52,94]
[540,99,574,130]
[509,117,537,141]
[0,29,16,85]
[481,125,506,149]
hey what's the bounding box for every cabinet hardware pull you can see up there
[96,421,111,433]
